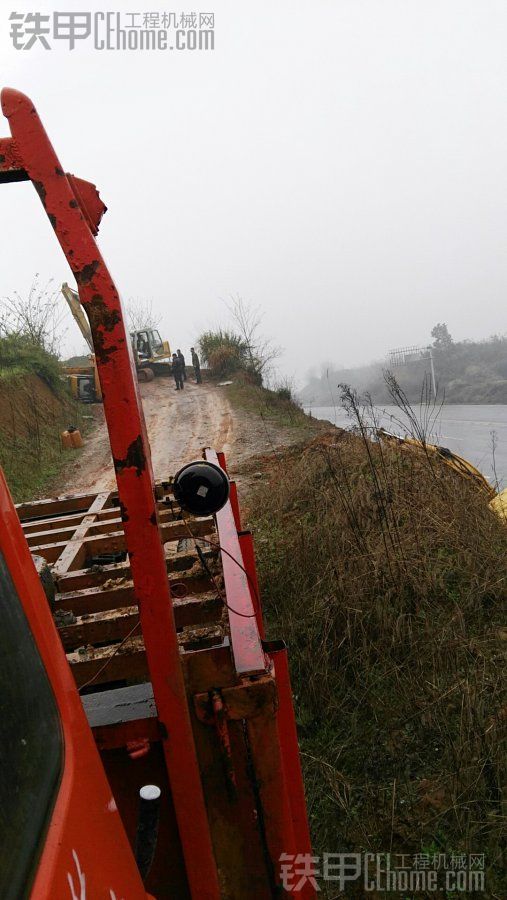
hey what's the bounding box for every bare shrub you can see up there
[126,297,159,333]
[224,294,281,382]
[0,277,66,355]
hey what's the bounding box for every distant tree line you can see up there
[302,324,507,405]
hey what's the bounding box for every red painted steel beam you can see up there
[204,448,267,676]
[246,654,316,898]
[238,530,265,639]
[0,88,219,899]
[268,645,315,892]
[246,708,299,894]
[228,480,242,532]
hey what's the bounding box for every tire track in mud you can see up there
[59,380,235,494]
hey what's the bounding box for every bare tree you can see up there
[126,297,160,333]
[224,294,281,382]
[0,277,66,355]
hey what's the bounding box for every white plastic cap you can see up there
[139,784,161,801]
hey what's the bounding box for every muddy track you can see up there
[60,379,234,493]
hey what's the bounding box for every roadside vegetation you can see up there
[0,279,84,501]
[249,387,507,896]
[224,373,314,430]
[303,323,507,405]
[197,300,322,432]
[198,295,280,383]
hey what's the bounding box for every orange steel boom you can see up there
[0,89,314,898]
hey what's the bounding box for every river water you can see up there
[305,404,507,489]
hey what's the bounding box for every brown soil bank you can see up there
[0,372,82,501]
[249,429,507,896]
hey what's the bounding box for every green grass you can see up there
[1,429,68,502]
[0,336,90,502]
[0,333,62,389]
[225,377,316,431]
[0,366,28,382]
[0,375,87,503]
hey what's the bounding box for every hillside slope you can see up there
[249,429,507,895]
[0,371,84,501]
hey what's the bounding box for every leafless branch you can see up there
[224,294,281,380]
[125,297,160,333]
[0,276,66,355]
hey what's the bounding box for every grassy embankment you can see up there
[230,381,506,896]
[225,376,323,433]
[0,336,85,501]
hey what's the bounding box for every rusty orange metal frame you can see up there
[0,88,220,898]
[206,449,315,895]
[205,449,267,676]
[0,469,150,899]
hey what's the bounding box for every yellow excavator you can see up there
[61,283,172,401]
[377,428,507,523]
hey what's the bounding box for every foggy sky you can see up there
[1,1,506,384]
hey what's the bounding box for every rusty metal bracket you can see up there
[194,676,278,725]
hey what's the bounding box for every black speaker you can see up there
[173,460,230,516]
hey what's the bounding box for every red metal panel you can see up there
[238,530,265,638]
[246,655,316,898]
[228,480,242,531]
[204,448,267,676]
[0,470,149,899]
[246,708,299,893]
[0,88,219,899]
[269,646,314,872]
[216,450,228,473]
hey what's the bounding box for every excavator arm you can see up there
[61,281,94,352]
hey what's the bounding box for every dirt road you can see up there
[61,380,234,493]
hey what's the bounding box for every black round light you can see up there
[173,460,230,516]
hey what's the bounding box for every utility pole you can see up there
[427,347,437,401]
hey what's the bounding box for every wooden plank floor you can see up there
[18,484,228,691]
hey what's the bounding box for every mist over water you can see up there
[306,404,507,488]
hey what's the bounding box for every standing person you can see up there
[191,346,202,384]
[177,348,187,381]
[172,352,184,391]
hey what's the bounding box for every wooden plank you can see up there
[22,505,120,536]
[68,636,148,688]
[54,547,219,592]
[60,605,140,650]
[54,572,221,617]
[23,504,181,543]
[26,518,114,548]
[32,516,215,564]
[56,581,137,615]
[52,491,111,576]
[35,531,125,565]
[179,625,224,652]
[16,491,105,521]
[17,483,178,523]
[68,625,225,687]
[58,593,223,650]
